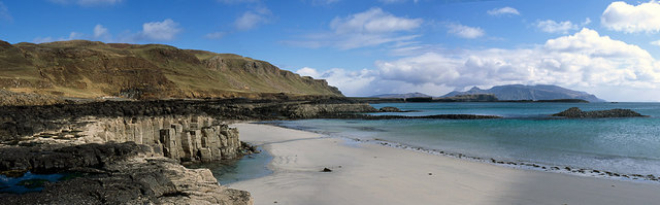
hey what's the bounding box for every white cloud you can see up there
[651,40,660,47]
[205,32,226,39]
[68,32,84,39]
[535,20,577,34]
[0,1,11,22]
[235,8,271,30]
[49,0,122,6]
[33,37,55,44]
[93,24,109,38]
[330,7,422,34]
[446,23,485,39]
[284,8,423,50]
[601,1,660,33]
[32,31,85,43]
[303,28,660,101]
[487,7,520,16]
[140,19,181,41]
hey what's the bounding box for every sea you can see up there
[204,102,660,184]
[268,102,660,181]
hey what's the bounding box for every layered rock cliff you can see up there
[8,115,247,164]
[0,40,342,100]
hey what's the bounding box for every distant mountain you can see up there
[371,92,432,99]
[442,84,605,102]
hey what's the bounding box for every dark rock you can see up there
[321,168,332,172]
[379,106,402,112]
[0,145,252,204]
[0,142,141,173]
[553,107,646,118]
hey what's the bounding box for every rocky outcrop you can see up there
[552,107,646,118]
[284,103,378,119]
[0,97,378,140]
[0,142,148,173]
[0,142,252,204]
[379,106,402,112]
[4,115,246,164]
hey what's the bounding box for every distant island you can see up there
[363,84,603,103]
[442,84,605,102]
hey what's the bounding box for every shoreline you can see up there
[230,123,660,205]
[260,121,660,184]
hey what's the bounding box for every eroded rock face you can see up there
[10,115,244,164]
[552,107,646,118]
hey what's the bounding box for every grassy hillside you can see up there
[0,40,342,99]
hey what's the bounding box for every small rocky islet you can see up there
[552,107,647,118]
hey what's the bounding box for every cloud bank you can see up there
[298,28,660,101]
[535,20,577,34]
[446,23,485,39]
[283,8,423,49]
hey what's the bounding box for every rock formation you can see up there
[379,106,403,112]
[552,107,646,118]
[3,115,246,164]
[0,142,252,204]
[0,97,377,139]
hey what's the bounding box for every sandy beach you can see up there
[229,123,660,205]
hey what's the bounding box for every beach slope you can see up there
[231,123,660,205]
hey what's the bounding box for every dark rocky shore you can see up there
[0,96,380,204]
[2,96,583,204]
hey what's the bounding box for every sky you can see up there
[1,0,660,101]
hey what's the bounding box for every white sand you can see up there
[229,123,660,205]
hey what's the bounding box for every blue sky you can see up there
[1,0,660,101]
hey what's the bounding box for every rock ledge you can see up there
[552,107,646,118]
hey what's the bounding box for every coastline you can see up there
[230,123,660,205]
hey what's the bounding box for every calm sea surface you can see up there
[272,102,660,177]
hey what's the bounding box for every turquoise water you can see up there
[186,148,273,185]
[273,102,660,178]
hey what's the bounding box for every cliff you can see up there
[0,40,342,100]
